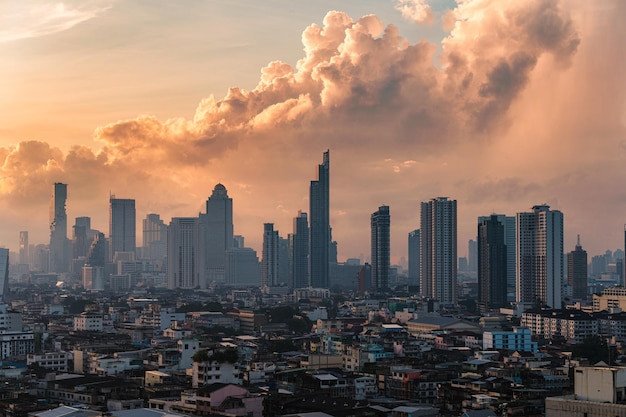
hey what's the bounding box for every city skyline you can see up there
[1,1,625,261]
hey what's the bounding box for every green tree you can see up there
[572,335,614,365]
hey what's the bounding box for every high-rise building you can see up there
[109,197,136,260]
[262,223,279,288]
[420,197,457,305]
[86,232,106,267]
[143,213,167,260]
[204,184,234,283]
[49,183,69,273]
[309,150,330,289]
[19,231,28,266]
[568,236,588,300]
[0,248,8,300]
[468,239,478,272]
[478,215,508,311]
[478,214,516,298]
[72,217,92,260]
[371,205,390,291]
[167,217,206,289]
[516,204,563,308]
[225,248,261,287]
[408,230,420,288]
[291,211,309,289]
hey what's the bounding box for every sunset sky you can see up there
[1,0,625,263]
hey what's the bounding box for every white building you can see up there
[192,357,241,388]
[27,351,71,372]
[0,330,34,359]
[517,205,563,309]
[74,313,103,332]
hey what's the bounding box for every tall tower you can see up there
[477,215,507,311]
[478,214,516,299]
[109,197,136,260]
[371,205,390,291]
[0,248,8,300]
[204,184,234,284]
[49,183,69,273]
[420,197,457,305]
[262,223,279,288]
[516,204,563,308]
[19,231,29,265]
[309,150,330,289]
[167,217,206,289]
[291,211,309,289]
[567,235,588,300]
[72,217,92,260]
[408,230,421,288]
[143,213,167,260]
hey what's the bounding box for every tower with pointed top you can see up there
[204,183,234,284]
[567,235,588,300]
[309,150,330,289]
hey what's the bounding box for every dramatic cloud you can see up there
[0,1,112,43]
[0,0,624,260]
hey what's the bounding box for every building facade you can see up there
[567,236,588,300]
[517,204,563,309]
[167,217,206,289]
[261,223,279,288]
[49,182,69,273]
[143,213,167,261]
[109,197,136,261]
[371,205,390,291]
[309,150,330,289]
[290,211,309,289]
[203,184,234,284]
[420,197,457,305]
[478,215,507,311]
[408,230,420,288]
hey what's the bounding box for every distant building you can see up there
[19,231,29,265]
[310,150,330,289]
[142,213,167,261]
[371,205,390,291]
[109,197,136,261]
[421,197,457,305]
[225,248,260,287]
[168,217,206,289]
[0,249,8,299]
[203,183,234,283]
[49,182,70,273]
[483,327,537,353]
[261,223,279,288]
[478,214,516,297]
[567,236,588,300]
[478,215,507,311]
[517,205,563,308]
[468,239,478,272]
[290,211,309,289]
[408,230,420,288]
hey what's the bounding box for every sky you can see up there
[0,0,625,263]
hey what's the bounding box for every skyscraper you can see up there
[408,229,421,288]
[109,197,136,260]
[49,182,69,273]
[262,223,279,288]
[204,184,234,283]
[478,214,516,298]
[468,239,478,272]
[143,213,167,260]
[478,215,507,311]
[19,231,28,265]
[290,211,309,289]
[0,248,8,300]
[516,204,563,308]
[168,217,206,289]
[567,236,588,300]
[309,150,330,289]
[371,205,390,291]
[421,197,457,305]
[72,217,92,260]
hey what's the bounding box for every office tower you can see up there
[262,223,279,288]
[19,231,28,265]
[204,184,234,283]
[72,217,92,259]
[86,233,106,267]
[225,248,261,286]
[516,204,563,308]
[82,266,105,291]
[49,182,69,273]
[478,214,516,298]
[408,230,421,288]
[420,197,457,305]
[291,211,309,289]
[233,235,245,249]
[371,205,390,291]
[468,239,478,272]
[477,215,508,311]
[568,236,588,300]
[167,217,206,289]
[0,248,8,299]
[109,197,136,260]
[309,150,330,288]
[143,213,167,260]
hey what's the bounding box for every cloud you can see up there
[0,1,112,43]
[394,0,434,24]
[1,0,624,259]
